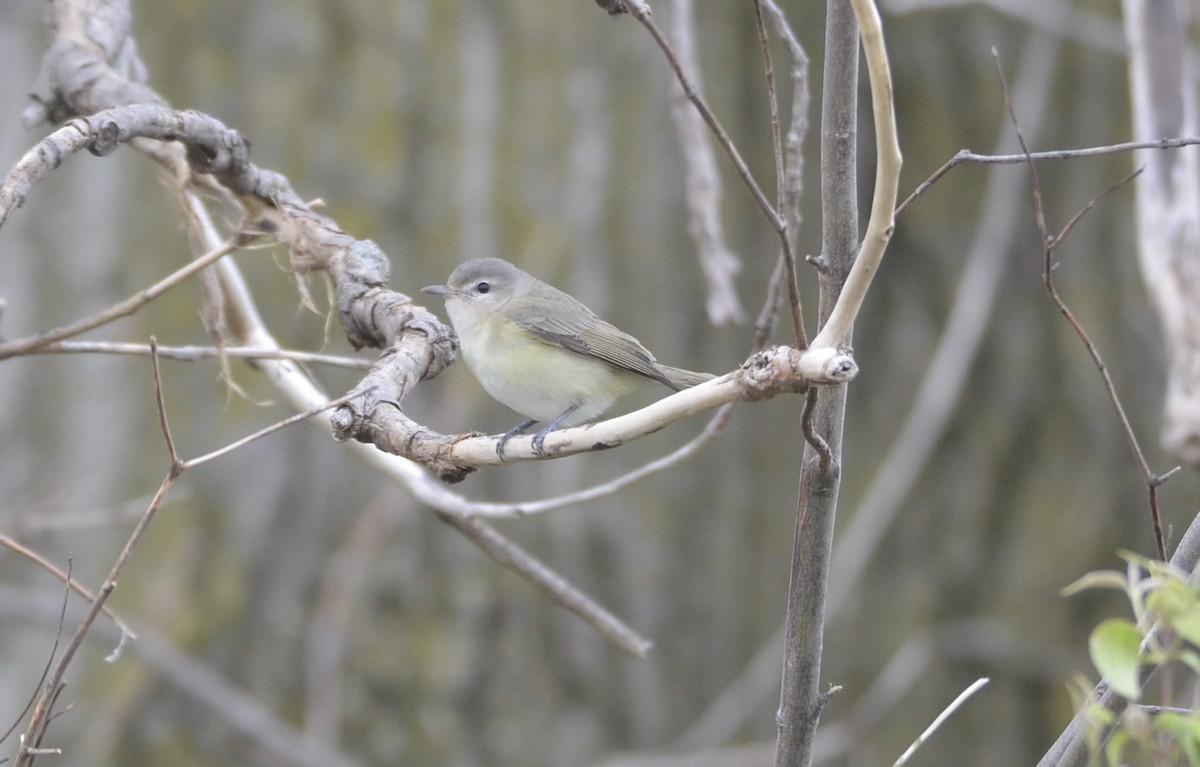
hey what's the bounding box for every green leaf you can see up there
[1146,578,1192,616]
[1155,713,1200,766]
[1089,618,1143,700]
[1180,649,1200,675]
[1062,570,1129,596]
[1175,607,1200,647]
[1103,728,1128,767]
[1145,578,1200,646]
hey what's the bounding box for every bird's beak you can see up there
[422,284,454,298]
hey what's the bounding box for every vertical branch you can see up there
[750,0,805,346]
[773,0,860,765]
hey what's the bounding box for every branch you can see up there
[620,4,784,232]
[0,534,136,639]
[759,0,814,349]
[892,678,989,767]
[12,0,654,675]
[24,340,373,370]
[897,137,1200,218]
[807,0,902,352]
[443,403,737,519]
[15,471,177,767]
[0,228,242,360]
[627,1,809,344]
[993,47,1172,559]
[827,29,1062,625]
[773,0,864,763]
[0,592,363,767]
[334,345,856,480]
[663,0,746,326]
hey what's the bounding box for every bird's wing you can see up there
[512,292,676,387]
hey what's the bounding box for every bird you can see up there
[423,258,713,458]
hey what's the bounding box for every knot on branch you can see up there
[184,118,251,177]
[738,346,810,402]
[735,345,858,402]
[323,240,455,360]
[329,393,476,484]
[87,116,122,156]
[342,238,391,286]
[24,39,163,128]
[597,0,652,16]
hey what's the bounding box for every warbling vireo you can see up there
[423,258,713,458]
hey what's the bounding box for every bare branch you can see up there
[447,403,736,519]
[892,678,989,767]
[663,0,746,326]
[0,535,136,639]
[0,230,242,360]
[828,31,1061,621]
[0,560,71,755]
[15,471,177,766]
[807,0,902,353]
[773,0,863,761]
[993,47,1170,559]
[621,5,784,232]
[25,340,373,370]
[897,137,1200,218]
[434,511,653,659]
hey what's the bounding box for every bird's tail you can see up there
[656,364,716,391]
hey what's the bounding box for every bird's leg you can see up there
[531,405,580,458]
[497,418,538,460]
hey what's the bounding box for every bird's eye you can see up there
[475,281,490,294]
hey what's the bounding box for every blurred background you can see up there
[0,1,1192,765]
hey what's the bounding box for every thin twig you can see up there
[150,338,180,469]
[801,389,830,470]
[26,340,373,370]
[756,0,785,234]
[624,5,785,232]
[896,137,1200,218]
[0,561,71,755]
[993,48,1170,560]
[752,0,807,347]
[892,678,989,767]
[434,511,654,659]
[0,236,242,361]
[182,392,362,470]
[15,472,176,767]
[747,1,812,353]
[752,258,789,351]
[0,535,136,639]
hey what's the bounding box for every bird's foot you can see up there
[496,419,537,461]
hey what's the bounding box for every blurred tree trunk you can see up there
[1121,0,1200,469]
